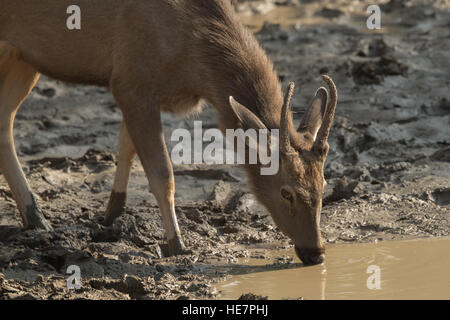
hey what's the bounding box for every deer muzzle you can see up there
[295,246,326,265]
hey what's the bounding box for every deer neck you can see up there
[203,40,284,132]
[182,2,284,132]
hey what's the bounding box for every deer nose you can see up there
[295,246,325,265]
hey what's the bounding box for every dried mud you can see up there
[1,0,449,300]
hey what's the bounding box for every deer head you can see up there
[229,75,338,265]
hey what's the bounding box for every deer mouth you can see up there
[295,246,326,266]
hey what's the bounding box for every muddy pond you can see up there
[216,237,450,300]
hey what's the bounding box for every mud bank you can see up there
[1,0,449,299]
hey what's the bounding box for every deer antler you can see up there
[313,75,337,156]
[280,82,296,155]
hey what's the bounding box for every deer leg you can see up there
[0,45,52,230]
[103,121,136,225]
[111,85,186,256]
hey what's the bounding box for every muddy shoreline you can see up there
[1,0,449,299]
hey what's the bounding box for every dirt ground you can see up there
[0,0,449,300]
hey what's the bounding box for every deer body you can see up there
[0,0,337,264]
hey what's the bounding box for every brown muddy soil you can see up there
[0,0,449,300]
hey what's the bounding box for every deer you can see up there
[0,0,337,265]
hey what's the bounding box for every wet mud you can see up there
[1,0,449,299]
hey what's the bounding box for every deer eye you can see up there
[280,186,294,203]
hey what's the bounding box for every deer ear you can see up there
[297,87,328,141]
[229,96,267,131]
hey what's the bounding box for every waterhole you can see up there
[239,4,408,35]
[215,237,450,299]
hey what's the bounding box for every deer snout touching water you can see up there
[0,0,337,265]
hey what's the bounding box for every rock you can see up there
[123,275,147,295]
[89,275,148,296]
[174,166,240,182]
[35,87,56,98]
[380,0,406,13]
[324,177,359,205]
[315,7,344,19]
[345,166,372,182]
[235,193,258,212]
[111,214,151,247]
[256,22,289,41]
[233,0,278,15]
[430,148,450,162]
[225,192,266,215]
[208,181,232,204]
[35,275,45,284]
[422,98,450,116]
[432,188,450,206]
[238,293,268,300]
[184,208,204,224]
[186,283,201,292]
[352,56,408,85]
[11,293,39,300]
[356,38,394,58]
[375,193,400,204]
[189,222,217,237]
[222,224,243,234]
[325,161,345,179]
[352,60,382,85]
[364,122,408,144]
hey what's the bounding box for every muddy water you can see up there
[239,5,402,35]
[240,6,328,31]
[216,237,450,300]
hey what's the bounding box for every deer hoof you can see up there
[103,192,127,226]
[168,237,191,256]
[24,203,53,232]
